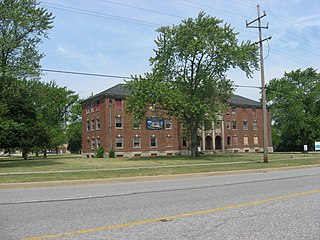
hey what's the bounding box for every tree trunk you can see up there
[190,125,199,158]
[22,149,28,160]
[43,144,47,159]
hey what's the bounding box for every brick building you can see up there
[82,84,272,157]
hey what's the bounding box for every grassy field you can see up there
[0,153,319,183]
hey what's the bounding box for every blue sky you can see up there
[39,0,320,100]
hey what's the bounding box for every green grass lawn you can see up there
[0,153,319,183]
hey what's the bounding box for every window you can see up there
[227,136,231,145]
[244,136,249,145]
[232,136,238,145]
[253,120,258,130]
[182,137,188,147]
[133,137,141,148]
[91,120,95,131]
[96,118,100,130]
[254,136,259,145]
[91,102,95,113]
[232,106,236,115]
[215,121,221,129]
[91,139,95,149]
[86,120,90,131]
[165,119,172,129]
[243,120,248,130]
[232,120,237,130]
[116,137,123,148]
[95,100,100,111]
[150,136,157,148]
[115,98,123,109]
[96,138,101,148]
[115,117,123,129]
[226,120,230,129]
[166,135,172,147]
[86,104,90,114]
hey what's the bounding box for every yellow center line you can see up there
[22,189,320,240]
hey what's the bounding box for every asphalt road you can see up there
[0,167,319,240]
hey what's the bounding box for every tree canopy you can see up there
[267,68,320,151]
[0,0,80,159]
[126,12,259,157]
[0,0,54,79]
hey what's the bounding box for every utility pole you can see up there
[246,5,271,163]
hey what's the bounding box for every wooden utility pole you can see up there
[246,5,271,163]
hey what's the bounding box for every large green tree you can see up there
[66,99,82,154]
[0,0,53,78]
[36,81,80,157]
[267,68,320,151]
[0,77,42,159]
[126,12,259,157]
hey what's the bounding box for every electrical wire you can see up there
[99,0,185,19]
[40,68,260,89]
[41,2,160,28]
[40,68,132,79]
[39,1,319,79]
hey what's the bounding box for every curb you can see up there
[1,164,319,189]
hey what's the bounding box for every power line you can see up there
[40,68,260,89]
[41,2,160,28]
[40,68,132,79]
[99,0,185,19]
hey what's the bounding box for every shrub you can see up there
[96,147,104,158]
[108,148,115,158]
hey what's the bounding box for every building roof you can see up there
[230,95,261,108]
[83,83,261,108]
[83,83,130,102]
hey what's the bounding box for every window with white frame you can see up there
[115,117,123,129]
[96,138,101,148]
[90,102,95,113]
[96,118,100,130]
[133,136,141,148]
[232,106,236,115]
[165,119,172,129]
[91,119,95,131]
[86,120,90,131]
[91,139,95,149]
[243,120,248,130]
[253,120,258,130]
[116,137,123,148]
[150,136,157,148]
[226,120,230,129]
[232,120,237,130]
[86,104,90,114]
[95,100,100,111]
[243,136,249,145]
[254,136,259,145]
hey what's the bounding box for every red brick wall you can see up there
[82,97,272,156]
